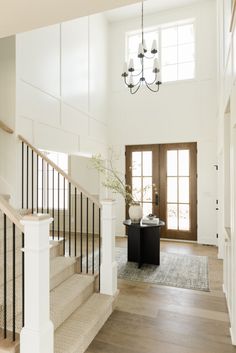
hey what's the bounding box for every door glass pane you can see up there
[132,152,141,176]
[167,177,178,203]
[143,203,153,217]
[179,177,189,203]
[167,204,178,230]
[143,151,152,176]
[143,177,152,202]
[132,177,142,202]
[167,150,177,176]
[179,204,190,230]
[178,150,189,176]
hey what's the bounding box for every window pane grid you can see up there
[126,20,196,83]
[167,149,190,231]
[131,151,153,216]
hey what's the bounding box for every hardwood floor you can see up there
[86,238,236,353]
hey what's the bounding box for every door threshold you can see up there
[160,238,197,244]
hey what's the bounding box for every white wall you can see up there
[108,0,218,244]
[216,0,236,344]
[0,36,19,203]
[70,155,100,197]
[16,13,108,158]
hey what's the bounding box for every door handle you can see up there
[155,193,159,206]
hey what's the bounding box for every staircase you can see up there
[0,205,116,353]
[0,123,118,353]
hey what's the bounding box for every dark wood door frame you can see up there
[125,142,197,241]
[159,143,197,241]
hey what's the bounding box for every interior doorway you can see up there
[126,142,197,241]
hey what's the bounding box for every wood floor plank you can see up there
[85,240,236,353]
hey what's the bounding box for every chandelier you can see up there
[121,0,162,94]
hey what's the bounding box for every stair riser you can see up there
[80,305,113,353]
[50,242,64,259]
[52,281,94,330]
[50,262,77,290]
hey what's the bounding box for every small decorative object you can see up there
[128,203,143,223]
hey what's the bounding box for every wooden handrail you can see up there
[0,120,14,134]
[0,195,24,232]
[18,135,101,208]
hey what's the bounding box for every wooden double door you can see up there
[126,143,197,241]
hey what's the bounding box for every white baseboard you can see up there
[230,327,236,346]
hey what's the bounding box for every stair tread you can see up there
[54,293,113,353]
[51,274,94,305]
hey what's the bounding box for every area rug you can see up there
[115,247,209,292]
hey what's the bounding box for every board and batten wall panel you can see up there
[61,17,89,113]
[16,14,108,157]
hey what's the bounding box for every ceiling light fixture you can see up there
[121,0,162,94]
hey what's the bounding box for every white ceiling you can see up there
[105,0,209,22]
[0,0,140,39]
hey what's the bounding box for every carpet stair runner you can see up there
[0,202,116,353]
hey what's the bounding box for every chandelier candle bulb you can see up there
[151,39,157,53]
[143,39,147,52]
[129,75,134,86]
[153,58,159,72]
[123,62,128,74]
[138,43,144,57]
[128,58,134,71]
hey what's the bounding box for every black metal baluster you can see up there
[12,224,16,341]
[58,173,60,240]
[36,155,39,213]
[42,158,44,213]
[22,232,25,327]
[26,146,29,209]
[3,214,7,338]
[69,183,71,256]
[80,193,83,272]
[22,142,24,209]
[86,197,89,274]
[75,187,77,257]
[99,208,101,292]
[52,168,55,239]
[63,178,66,255]
[92,203,95,275]
[47,164,49,214]
[32,150,34,213]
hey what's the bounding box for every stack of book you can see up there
[142,217,160,225]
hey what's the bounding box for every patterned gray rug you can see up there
[116,247,209,292]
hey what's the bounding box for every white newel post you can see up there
[20,214,54,353]
[100,200,118,296]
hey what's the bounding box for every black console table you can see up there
[123,219,165,268]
